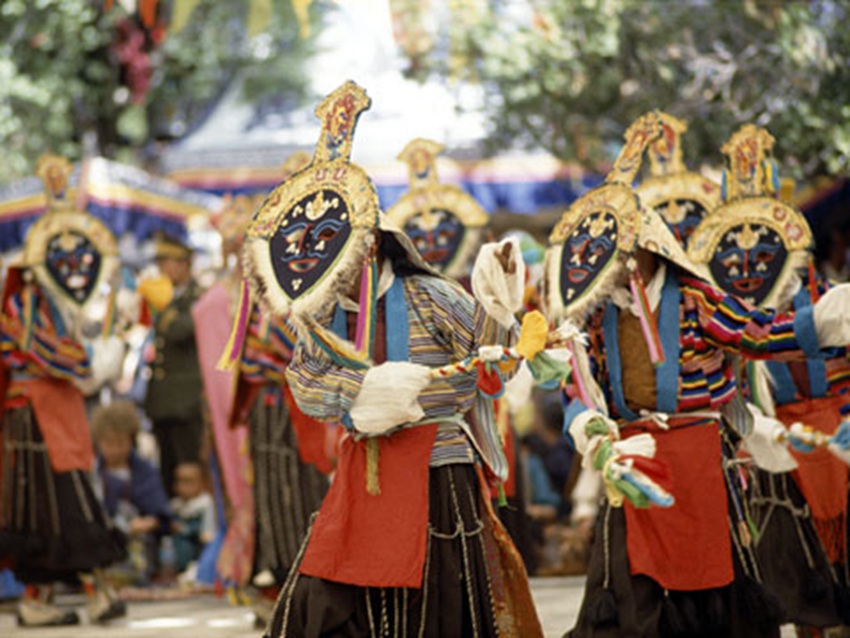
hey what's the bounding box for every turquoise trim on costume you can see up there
[603,269,679,420]
[764,285,828,405]
[656,270,680,413]
[795,286,828,399]
[385,276,409,362]
[765,360,799,405]
[562,398,588,448]
[332,304,347,337]
[793,303,820,359]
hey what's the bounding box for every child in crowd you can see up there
[169,462,217,574]
[92,401,173,586]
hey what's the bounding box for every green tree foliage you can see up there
[400,0,850,179]
[0,0,318,183]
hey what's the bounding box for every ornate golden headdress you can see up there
[386,138,488,279]
[688,124,813,309]
[635,112,721,249]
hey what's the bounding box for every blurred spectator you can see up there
[821,226,850,283]
[142,235,205,496]
[92,401,172,585]
[169,462,216,574]
[522,391,575,517]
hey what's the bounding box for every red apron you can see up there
[299,424,438,588]
[780,395,848,565]
[10,378,93,472]
[623,417,734,591]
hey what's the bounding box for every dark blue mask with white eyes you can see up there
[403,209,466,272]
[269,188,352,300]
[559,211,618,306]
[709,223,787,305]
[45,231,101,304]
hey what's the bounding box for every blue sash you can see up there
[765,285,827,404]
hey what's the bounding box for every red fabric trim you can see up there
[624,421,734,591]
[780,395,848,564]
[299,424,438,588]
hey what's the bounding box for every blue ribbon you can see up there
[333,274,410,429]
[765,284,827,404]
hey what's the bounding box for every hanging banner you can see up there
[0,158,222,253]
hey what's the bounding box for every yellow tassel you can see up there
[738,519,752,548]
[365,438,380,495]
[515,310,548,361]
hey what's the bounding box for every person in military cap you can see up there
[143,233,205,497]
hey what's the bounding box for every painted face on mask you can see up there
[655,198,709,249]
[403,209,466,271]
[559,211,619,305]
[269,188,353,300]
[45,231,101,304]
[709,223,787,305]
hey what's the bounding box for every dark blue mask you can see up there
[656,198,709,249]
[269,188,353,301]
[45,231,101,304]
[559,211,619,305]
[403,209,466,271]
[709,223,787,305]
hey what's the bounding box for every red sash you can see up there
[780,395,848,564]
[623,418,734,591]
[299,424,438,588]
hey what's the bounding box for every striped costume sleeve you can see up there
[683,276,818,361]
[408,275,515,362]
[3,292,91,380]
[406,276,517,419]
[284,324,367,424]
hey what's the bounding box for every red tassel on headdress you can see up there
[808,258,820,303]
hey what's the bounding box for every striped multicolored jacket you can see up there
[239,304,297,386]
[1,287,90,406]
[577,270,819,421]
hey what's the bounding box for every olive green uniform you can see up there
[144,280,204,496]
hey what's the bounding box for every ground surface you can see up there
[0,576,797,637]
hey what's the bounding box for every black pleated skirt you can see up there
[0,405,124,583]
[251,395,329,585]
[748,467,848,628]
